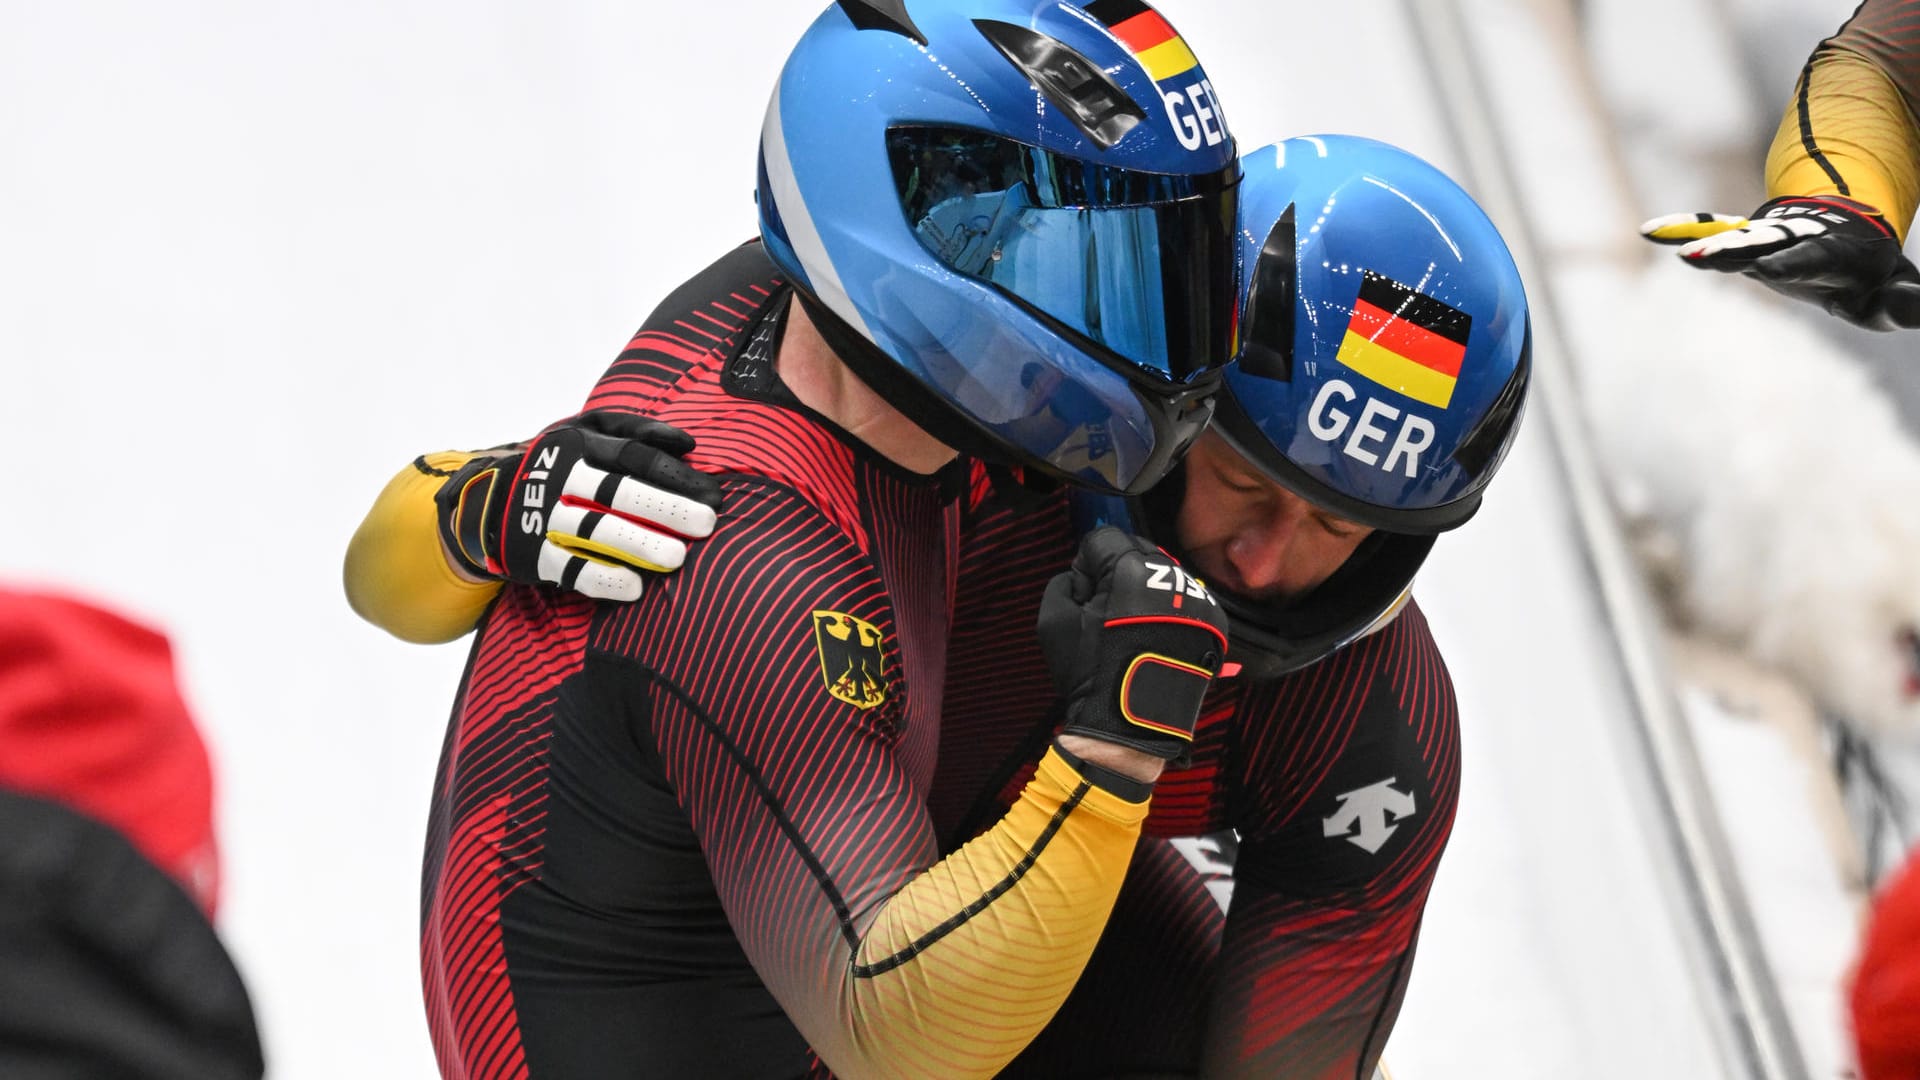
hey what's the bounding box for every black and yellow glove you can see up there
[1036,527,1230,761]
[1642,196,1920,331]
[435,411,721,601]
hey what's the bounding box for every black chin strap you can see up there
[983,464,1062,512]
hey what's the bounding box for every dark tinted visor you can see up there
[886,125,1238,382]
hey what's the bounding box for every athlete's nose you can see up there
[1224,502,1306,596]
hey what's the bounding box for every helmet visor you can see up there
[886,125,1238,383]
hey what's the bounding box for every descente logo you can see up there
[518,445,563,535]
[1321,778,1417,854]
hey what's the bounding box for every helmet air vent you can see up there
[835,0,927,45]
[973,19,1145,150]
[1452,318,1531,477]
[1239,203,1297,381]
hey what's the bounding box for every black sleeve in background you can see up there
[0,788,264,1080]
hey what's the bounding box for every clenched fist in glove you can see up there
[435,411,721,601]
[1037,527,1230,762]
[1642,196,1920,330]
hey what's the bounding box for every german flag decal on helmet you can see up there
[1336,271,1473,409]
[1085,0,1200,83]
[812,610,887,710]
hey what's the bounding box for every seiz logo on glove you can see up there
[516,442,567,535]
[1143,559,1215,605]
[1642,196,1920,331]
[433,411,722,602]
[1037,527,1230,761]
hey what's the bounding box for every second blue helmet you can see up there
[1082,136,1532,678]
[1219,135,1531,532]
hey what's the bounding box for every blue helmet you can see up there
[757,0,1241,494]
[1084,136,1531,677]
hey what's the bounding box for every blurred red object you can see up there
[0,588,219,914]
[1853,847,1920,1080]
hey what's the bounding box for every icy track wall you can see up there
[0,1,1796,1077]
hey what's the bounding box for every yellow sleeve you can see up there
[1766,21,1920,241]
[826,747,1148,1079]
[343,453,503,644]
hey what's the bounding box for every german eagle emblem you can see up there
[812,610,887,710]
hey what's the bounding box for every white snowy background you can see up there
[0,1,1893,1077]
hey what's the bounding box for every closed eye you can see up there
[1209,461,1266,495]
[1314,513,1364,539]
[1220,476,1264,494]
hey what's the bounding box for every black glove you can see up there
[434,411,722,601]
[1036,527,1230,761]
[1642,196,1920,330]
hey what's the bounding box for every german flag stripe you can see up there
[1085,0,1155,27]
[1348,298,1467,378]
[1107,8,1176,53]
[1134,36,1199,82]
[1356,271,1472,347]
[1085,0,1199,82]
[1337,332,1458,409]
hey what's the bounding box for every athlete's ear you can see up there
[835,0,926,44]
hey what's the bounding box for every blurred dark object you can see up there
[0,789,264,1079]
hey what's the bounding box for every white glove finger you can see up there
[548,503,690,572]
[569,561,645,603]
[562,461,718,539]
[1677,221,1798,259]
[605,474,717,538]
[536,540,644,602]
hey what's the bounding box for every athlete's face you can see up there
[1173,430,1373,603]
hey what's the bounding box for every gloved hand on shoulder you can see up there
[435,411,721,601]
